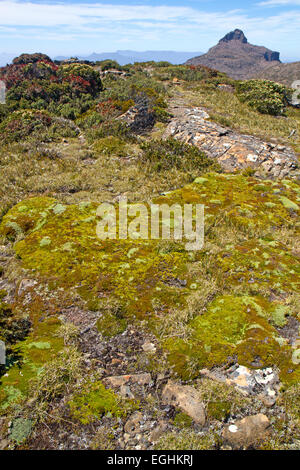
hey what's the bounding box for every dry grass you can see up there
[0,136,199,218]
[175,84,300,148]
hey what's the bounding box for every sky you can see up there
[0,0,299,61]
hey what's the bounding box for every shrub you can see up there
[236,79,291,116]
[58,63,103,96]
[96,59,123,71]
[0,58,103,118]
[0,109,52,142]
[12,53,52,65]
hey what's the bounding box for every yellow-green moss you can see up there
[68,381,138,424]
[97,312,127,337]
[0,172,299,391]
[173,412,193,428]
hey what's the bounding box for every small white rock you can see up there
[229,425,238,433]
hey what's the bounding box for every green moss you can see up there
[173,412,193,428]
[207,401,231,421]
[68,381,137,424]
[93,136,128,157]
[0,172,299,390]
[97,312,127,338]
[165,295,299,382]
[0,315,64,410]
[155,429,216,450]
[0,196,56,240]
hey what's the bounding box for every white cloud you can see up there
[0,1,299,56]
[258,0,300,5]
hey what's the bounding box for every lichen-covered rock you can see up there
[118,96,155,133]
[164,106,298,177]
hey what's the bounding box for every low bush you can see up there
[236,79,291,116]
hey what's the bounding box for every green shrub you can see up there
[153,106,172,123]
[236,79,291,116]
[96,60,123,71]
[0,109,52,142]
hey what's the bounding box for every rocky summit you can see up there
[0,53,299,451]
[186,29,281,80]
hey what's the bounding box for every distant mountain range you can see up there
[2,40,299,86]
[0,50,203,67]
[186,29,281,80]
[55,50,204,65]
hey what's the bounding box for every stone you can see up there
[222,414,271,449]
[161,380,206,425]
[149,421,168,443]
[103,373,152,389]
[200,364,280,399]
[18,278,37,296]
[0,439,9,450]
[142,341,156,353]
[119,385,135,399]
[124,412,143,434]
[118,96,155,134]
[164,106,298,178]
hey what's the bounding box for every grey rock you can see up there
[164,106,298,178]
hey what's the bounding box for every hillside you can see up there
[186,29,281,80]
[252,61,300,87]
[0,55,299,451]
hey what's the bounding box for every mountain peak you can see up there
[220,29,248,44]
[186,29,280,79]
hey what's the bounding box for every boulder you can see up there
[161,380,206,425]
[118,97,155,134]
[222,414,271,449]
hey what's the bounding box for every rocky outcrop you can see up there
[220,29,248,44]
[164,105,298,178]
[118,96,155,134]
[186,29,280,80]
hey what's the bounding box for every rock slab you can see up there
[162,380,206,425]
[164,106,298,178]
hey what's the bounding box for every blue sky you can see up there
[0,0,299,60]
